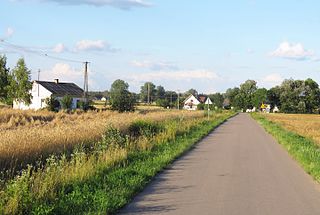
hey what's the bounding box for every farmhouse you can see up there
[183,94,212,110]
[13,79,84,110]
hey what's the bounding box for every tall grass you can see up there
[252,113,320,183]
[0,109,203,172]
[0,111,234,214]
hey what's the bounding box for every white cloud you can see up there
[129,69,220,82]
[260,73,283,87]
[131,60,178,71]
[16,0,152,9]
[75,40,106,51]
[269,41,314,60]
[52,43,66,53]
[5,27,14,38]
[41,63,83,83]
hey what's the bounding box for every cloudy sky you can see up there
[1,0,320,93]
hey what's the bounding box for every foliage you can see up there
[45,96,60,111]
[0,55,11,104]
[110,79,135,112]
[209,93,224,108]
[128,120,163,138]
[60,95,73,110]
[140,82,156,103]
[185,88,198,97]
[8,58,32,105]
[252,88,267,108]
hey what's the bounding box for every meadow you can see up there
[0,108,234,214]
[262,113,320,145]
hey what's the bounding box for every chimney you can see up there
[54,79,59,84]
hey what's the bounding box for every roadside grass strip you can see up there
[251,113,320,182]
[0,112,234,215]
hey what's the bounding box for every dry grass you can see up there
[0,108,203,170]
[263,113,320,145]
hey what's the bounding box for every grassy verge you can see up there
[251,113,320,182]
[0,112,235,214]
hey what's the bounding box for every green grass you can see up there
[0,112,235,215]
[251,113,320,182]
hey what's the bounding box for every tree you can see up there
[45,95,60,111]
[225,87,240,108]
[304,78,320,113]
[209,93,224,108]
[61,95,73,110]
[0,55,11,104]
[267,86,281,109]
[239,80,257,109]
[140,82,156,103]
[185,88,198,96]
[110,79,135,112]
[155,85,166,100]
[9,58,32,105]
[252,88,267,108]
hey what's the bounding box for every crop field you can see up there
[263,113,320,145]
[0,108,203,171]
[0,107,233,214]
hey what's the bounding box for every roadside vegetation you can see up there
[0,110,234,214]
[0,108,204,173]
[252,113,320,183]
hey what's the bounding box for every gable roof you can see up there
[183,94,200,104]
[36,81,84,97]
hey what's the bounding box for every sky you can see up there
[1,0,320,93]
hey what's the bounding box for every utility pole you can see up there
[83,62,89,105]
[37,69,40,97]
[147,82,150,105]
[177,90,180,110]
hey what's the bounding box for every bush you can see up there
[128,120,163,138]
[61,96,73,110]
[45,96,60,111]
[100,127,127,149]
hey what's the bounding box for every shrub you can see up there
[128,120,163,138]
[61,96,73,110]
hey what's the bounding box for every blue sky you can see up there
[1,0,320,93]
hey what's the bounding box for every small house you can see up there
[183,94,201,110]
[13,79,84,110]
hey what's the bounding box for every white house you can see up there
[183,94,201,110]
[13,79,84,110]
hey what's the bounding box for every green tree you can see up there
[267,86,281,109]
[155,85,166,99]
[9,58,32,105]
[252,88,267,108]
[45,95,60,111]
[209,93,224,108]
[61,95,73,110]
[239,80,257,109]
[110,79,135,112]
[0,55,11,104]
[140,82,156,103]
[225,87,240,108]
[185,88,198,96]
[304,78,320,113]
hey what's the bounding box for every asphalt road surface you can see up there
[119,113,320,215]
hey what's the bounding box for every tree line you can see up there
[225,79,320,113]
[0,55,32,106]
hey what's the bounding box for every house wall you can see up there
[183,95,200,111]
[13,82,52,110]
[13,82,83,110]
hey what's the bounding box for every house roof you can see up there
[36,81,84,97]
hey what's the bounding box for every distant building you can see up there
[183,94,212,110]
[183,94,200,110]
[13,79,84,110]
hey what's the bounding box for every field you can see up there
[262,113,320,145]
[0,108,234,214]
[0,108,204,171]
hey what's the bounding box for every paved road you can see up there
[119,113,320,215]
